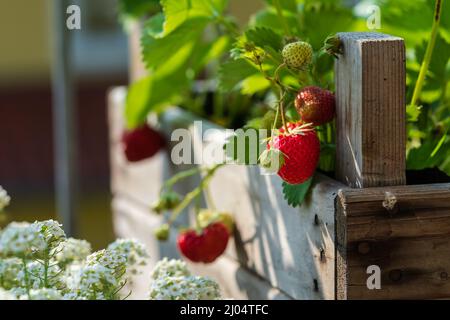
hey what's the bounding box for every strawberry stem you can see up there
[279,89,288,132]
[273,63,289,132]
[410,0,444,109]
[160,167,202,194]
[272,101,280,137]
[204,185,217,211]
[168,164,224,225]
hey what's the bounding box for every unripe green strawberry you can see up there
[151,191,181,214]
[154,224,170,241]
[295,86,336,126]
[282,41,313,70]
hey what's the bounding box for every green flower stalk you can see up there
[410,0,444,108]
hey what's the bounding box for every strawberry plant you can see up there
[119,0,450,263]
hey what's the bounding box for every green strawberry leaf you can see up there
[143,12,165,38]
[263,0,298,13]
[141,17,209,71]
[415,33,450,90]
[282,178,313,208]
[406,104,422,122]
[127,30,227,128]
[223,128,266,165]
[118,0,160,20]
[245,27,283,52]
[125,68,188,128]
[251,7,300,35]
[161,0,228,35]
[218,59,258,92]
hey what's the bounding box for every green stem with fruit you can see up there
[273,63,289,132]
[160,167,202,193]
[21,258,31,299]
[410,0,444,108]
[204,185,217,211]
[168,164,224,225]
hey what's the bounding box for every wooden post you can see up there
[335,32,406,188]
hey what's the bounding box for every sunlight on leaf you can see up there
[282,178,313,208]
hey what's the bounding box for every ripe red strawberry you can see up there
[269,122,320,185]
[121,124,165,162]
[177,223,229,263]
[295,86,336,126]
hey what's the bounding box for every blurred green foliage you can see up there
[373,0,450,175]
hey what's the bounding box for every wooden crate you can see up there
[107,32,450,300]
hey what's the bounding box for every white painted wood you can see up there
[206,166,342,300]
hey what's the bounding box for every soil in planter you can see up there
[406,168,450,185]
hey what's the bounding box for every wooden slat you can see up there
[335,32,406,188]
[337,185,450,299]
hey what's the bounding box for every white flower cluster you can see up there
[32,220,66,250]
[86,249,127,277]
[0,222,46,257]
[0,219,136,300]
[0,258,22,289]
[55,238,92,266]
[20,288,63,300]
[148,259,222,300]
[107,238,148,274]
[151,258,190,280]
[66,264,118,300]
[149,275,222,300]
[0,218,223,300]
[17,261,63,290]
[0,186,10,211]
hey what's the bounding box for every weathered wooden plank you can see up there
[335,32,406,188]
[112,196,292,300]
[339,183,450,206]
[346,237,450,300]
[337,185,450,299]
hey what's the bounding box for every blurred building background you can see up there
[0,0,263,249]
[0,0,129,248]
